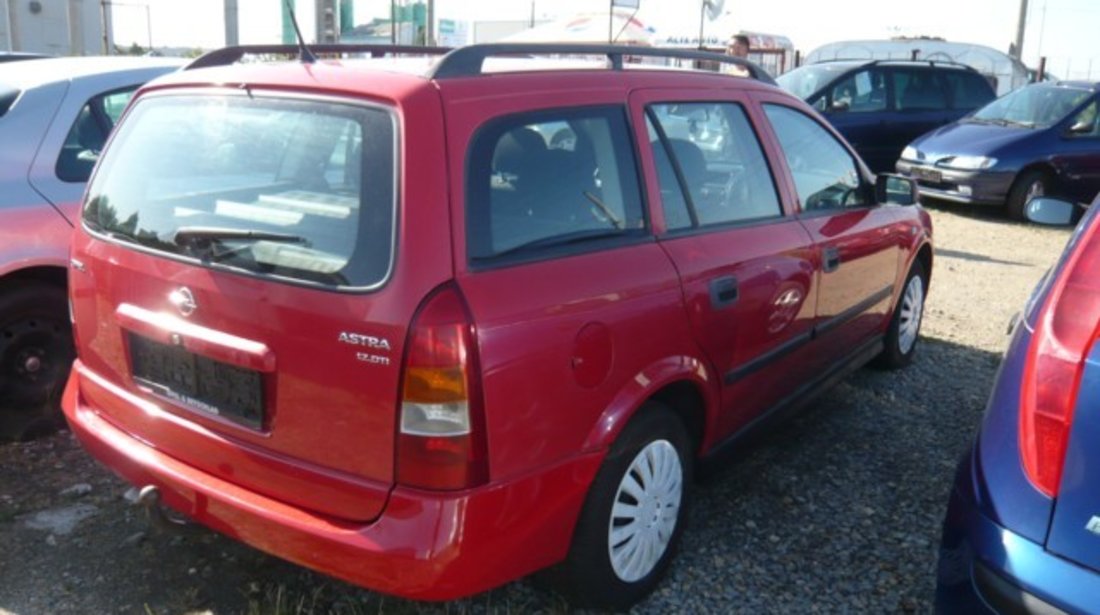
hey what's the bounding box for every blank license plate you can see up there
[129,333,264,428]
[912,167,942,183]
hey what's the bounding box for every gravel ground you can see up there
[0,204,1075,614]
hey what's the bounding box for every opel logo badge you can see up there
[168,287,197,317]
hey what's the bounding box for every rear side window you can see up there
[83,93,395,289]
[466,106,646,262]
[56,88,137,183]
[645,102,781,231]
[942,71,995,109]
[893,69,947,111]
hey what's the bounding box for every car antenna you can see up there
[283,0,316,64]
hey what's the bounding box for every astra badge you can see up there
[338,331,392,351]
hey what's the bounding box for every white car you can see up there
[0,56,182,440]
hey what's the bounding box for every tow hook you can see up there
[133,485,191,530]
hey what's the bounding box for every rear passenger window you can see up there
[893,69,947,111]
[942,71,995,109]
[646,102,781,231]
[467,107,646,261]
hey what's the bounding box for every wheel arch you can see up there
[582,355,718,457]
[0,265,68,292]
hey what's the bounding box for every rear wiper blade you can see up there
[171,226,310,260]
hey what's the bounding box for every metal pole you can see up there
[608,0,613,45]
[529,0,534,28]
[101,0,112,54]
[1037,56,1046,82]
[697,0,705,49]
[3,0,13,52]
[145,4,151,49]
[1013,0,1028,59]
[390,0,395,45]
[426,0,433,46]
[224,0,238,46]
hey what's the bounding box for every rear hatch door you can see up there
[69,87,441,521]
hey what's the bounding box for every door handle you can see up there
[823,246,841,273]
[709,275,739,309]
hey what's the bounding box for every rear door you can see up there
[441,79,689,481]
[757,97,904,355]
[70,89,442,521]
[629,88,819,439]
[889,67,953,164]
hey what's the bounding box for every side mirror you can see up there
[830,100,850,113]
[876,174,918,206]
[1025,197,1076,226]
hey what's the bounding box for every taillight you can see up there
[397,285,488,490]
[1021,218,1100,497]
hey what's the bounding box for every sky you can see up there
[110,0,1100,79]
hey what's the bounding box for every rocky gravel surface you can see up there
[0,205,1075,614]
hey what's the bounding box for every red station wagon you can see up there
[62,43,933,609]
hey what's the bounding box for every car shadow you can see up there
[936,248,1030,267]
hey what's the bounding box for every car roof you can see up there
[0,56,184,89]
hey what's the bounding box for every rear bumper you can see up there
[62,365,604,601]
[896,161,1013,206]
[936,453,1097,614]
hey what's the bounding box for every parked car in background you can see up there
[62,43,931,609]
[0,56,182,440]
[0,52,50,63]
[897,81,1100,219]
[777,60,996,173]
[936,194,1100,613]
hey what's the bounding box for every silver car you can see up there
[0,56,181,440]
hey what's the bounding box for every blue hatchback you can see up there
[898,82,1100,220]
[936,195,1100,613]
[778,60,995,173]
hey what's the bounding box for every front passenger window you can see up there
[763,104,867,211]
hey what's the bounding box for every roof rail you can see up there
[186,44,450,71]
[425,43,777,85]
[810,57,979,72]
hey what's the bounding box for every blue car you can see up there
[936,195,1100,613]
[898,81,1100,220]
[777,60,995,173]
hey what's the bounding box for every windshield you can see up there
[971,84,1092,128]
[776,64,857,100]
[82,93,396,288]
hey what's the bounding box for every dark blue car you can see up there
[777,60,995,173]
[937,195,1100,613]
[898,81,1100,219]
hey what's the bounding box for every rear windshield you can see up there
[0,85,19,117]
[82,93,396,289]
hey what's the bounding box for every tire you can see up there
[1006,169,1048,221]
[549,402,693,611]
[0,282,75,441]
[874,261,926,370]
